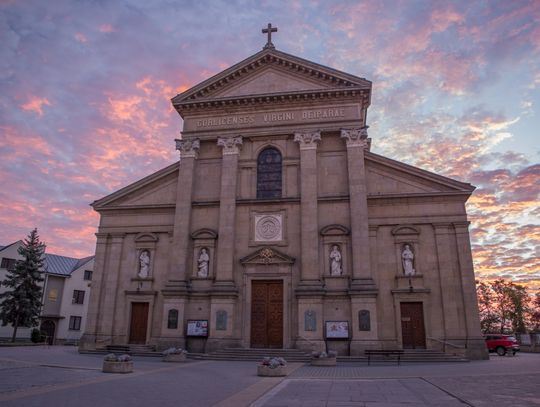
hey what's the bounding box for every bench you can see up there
[365,349,404,366]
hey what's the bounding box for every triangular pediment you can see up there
[365,152,475,196]
[172,48,371,107]
[92,163,179,209]
[240,247,295,265]
[212,67,331,98]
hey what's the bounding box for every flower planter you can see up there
[257,365,287,377]
[311,357,337,366]
[162,353,188,362]
[102,360,133,373]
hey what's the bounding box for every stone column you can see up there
[454,222,489,359]
[214,136,242,289]
[340,127,376,291]
[79,232,108,350]
[434,223,460,338]
[294,131,322,290]
[98,233,125,344]
[168,138,200,291]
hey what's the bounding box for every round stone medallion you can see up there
[255,215,282,241]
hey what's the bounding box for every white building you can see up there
[0,241,94,344]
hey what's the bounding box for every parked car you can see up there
[484,334,520,356]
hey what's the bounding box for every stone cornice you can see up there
[217,135,243,155]
[176,87,369,114]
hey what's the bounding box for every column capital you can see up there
[294,131,321,150]
[340,127,371,150]
[175,138,200,159]
[217,135,243,155]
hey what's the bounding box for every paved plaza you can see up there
[0,346,539,407]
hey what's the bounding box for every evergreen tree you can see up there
[0,229,45,341]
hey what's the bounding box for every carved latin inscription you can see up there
[304,310,316,332]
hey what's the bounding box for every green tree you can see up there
[480,279,532,334]
[0,229,45,342]
[530,292,540,332]
[476,280,500,333]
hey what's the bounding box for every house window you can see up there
[72,290,85,304]
[83,270,93,281]
[48,288,58,302]
[167,309,179,329]
[69,316,82,330]
[1,257,16,270]
[257,147,282,199]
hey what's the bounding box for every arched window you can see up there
[167,309,179,329]
[257,147,282,199]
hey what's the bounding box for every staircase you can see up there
[80,344,162,357]
[193,348,312,362]
[338,349,468,363]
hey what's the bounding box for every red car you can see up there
[484,334,520,356]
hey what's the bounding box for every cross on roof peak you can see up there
[262,23,277,50]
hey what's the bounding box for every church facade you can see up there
[80,37,488,359]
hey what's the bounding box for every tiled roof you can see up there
[43,254,81,276]
[1,241,93,276]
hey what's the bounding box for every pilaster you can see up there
[98,233,125,344]
[167,138,200,293]
[453,222,489,359]
[79,232,109,350]
[340,127,376,293]
[294,131,323,293]
[214,136,242,293]
[434,223,460,338]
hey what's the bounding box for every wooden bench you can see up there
[365,350,404,366]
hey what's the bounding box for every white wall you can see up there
[56,259,94,342]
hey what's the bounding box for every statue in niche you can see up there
[401,244,415,276]
[197,248,210,277]
[138,250,150,278]
[304,310,316,331]
[329,245,343,276]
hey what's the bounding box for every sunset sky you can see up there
[0,1,538,291]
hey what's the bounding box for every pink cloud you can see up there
[20,96,51,116]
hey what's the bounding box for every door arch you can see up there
[40,320,56,345]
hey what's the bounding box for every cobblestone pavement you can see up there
[0,346,539,407]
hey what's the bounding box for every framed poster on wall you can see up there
[325,321,349,339]
[186,320,208,337]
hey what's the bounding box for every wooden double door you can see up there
[400,302,426,349]
[251,280,283,348]
[129,302,149,344]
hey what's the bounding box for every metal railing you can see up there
[427,337,466,353]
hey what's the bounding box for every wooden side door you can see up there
[251,280,283,348]
[400,302,426,349]
[129,302,149,344]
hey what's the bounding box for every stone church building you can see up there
[80,32,487,359]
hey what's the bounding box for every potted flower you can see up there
[311,350,337,366]
[257,357,287,377]
[102,353,133,373]
[162,347,188,362]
